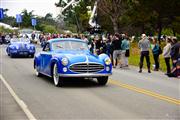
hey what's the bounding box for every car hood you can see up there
[55,50,104,64]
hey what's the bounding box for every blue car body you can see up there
[34,38,112,82]
[6,38,35,57]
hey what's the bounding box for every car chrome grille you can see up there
[69,63,104,73]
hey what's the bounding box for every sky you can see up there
[0,0,60,17]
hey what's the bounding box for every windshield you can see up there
[10,38,19,43]
[52,40,89,51]
[19,38,30,43]
[10,38,30,43]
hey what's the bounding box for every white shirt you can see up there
[163,43,171,58]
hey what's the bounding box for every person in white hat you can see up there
[138,34,151,73]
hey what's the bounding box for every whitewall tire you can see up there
[53,63,63,87]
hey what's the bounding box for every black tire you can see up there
[30,54,34,58]
[10,53,14,58]
[97,76,108,85]
[52,63,63,87]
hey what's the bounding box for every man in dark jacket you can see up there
[170,37,180,67]
[112,33,122,68]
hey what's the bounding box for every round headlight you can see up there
[61,58,68,66]
[63,67,67,72]
[104,58,111,65]
[106,66,110,71]
[26,45,30,49]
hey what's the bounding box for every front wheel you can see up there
[53,63,63,87]
[10,53,14,58]
[97,76,108,85]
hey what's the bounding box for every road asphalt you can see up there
[0,44,179,120]
[0,79,28,120]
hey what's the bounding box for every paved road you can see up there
[0,45,179,119]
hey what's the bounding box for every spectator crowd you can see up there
[0,32,179,78]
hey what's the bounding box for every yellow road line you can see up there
[109,79,180,105]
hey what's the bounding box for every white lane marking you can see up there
[0,74,37,120]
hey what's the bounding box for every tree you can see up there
[131,0,180,41]
[1,16,16,27]
[45,13,53,20]
[97,0,128,33]
[73,1,90,31]
[42,24,57,33]
[55,0,92,32]
[1,8,16,27]
[35,14,63,33]
[21,9,34,28]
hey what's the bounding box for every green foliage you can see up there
[21,9,34,28]
[176,34,180,41]
[0,26,14,33]
[41,24,58,33]
[1,8,64,34]
[55,0,91,32]
[36,15,57,31]
[98,14,113,33]
[171,17,180,34]
[1,16,16,27]
[74,1,90,31]
[64,22,77,33]
[162,28,174,36]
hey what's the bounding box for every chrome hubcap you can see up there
[53,64,59,85]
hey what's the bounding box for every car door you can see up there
[40,42,52,76]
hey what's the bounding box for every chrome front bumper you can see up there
[58,73,112,77]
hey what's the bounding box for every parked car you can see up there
[34,38,112,87]
[6,38,36,58]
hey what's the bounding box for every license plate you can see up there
[19,52,28,55]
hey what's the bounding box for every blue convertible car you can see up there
[34,38,112,87]
[6,38,35,58]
